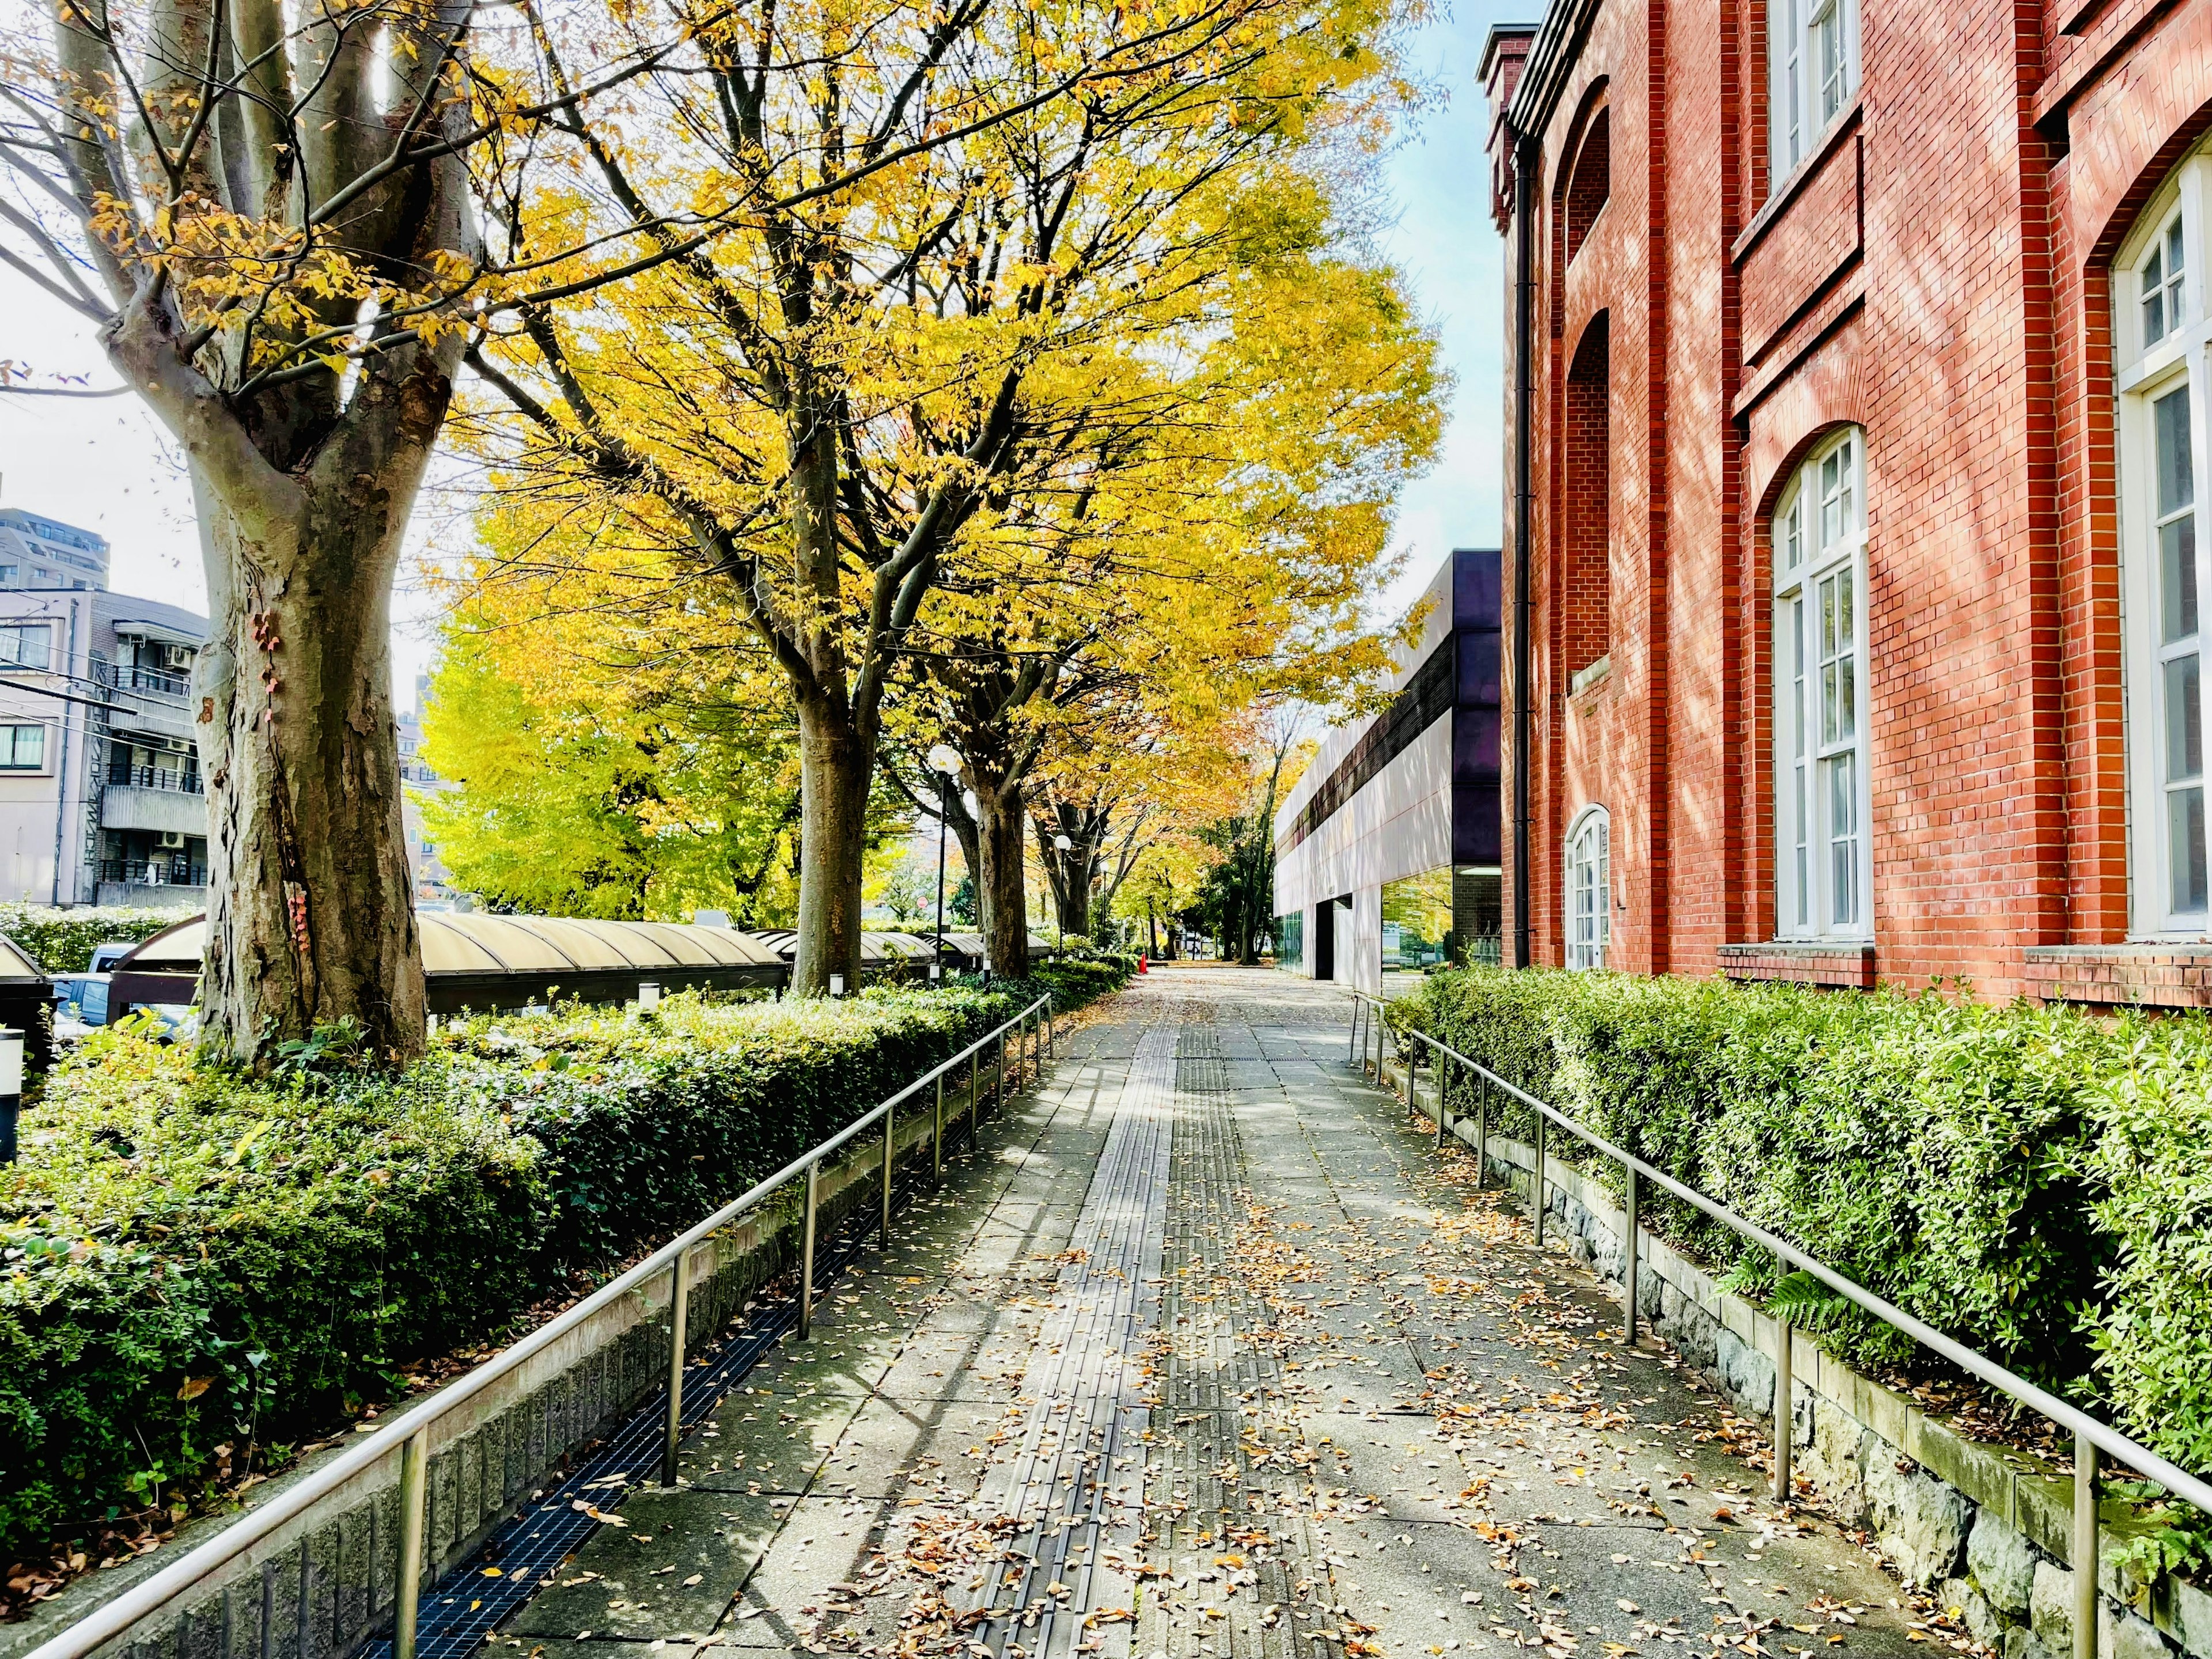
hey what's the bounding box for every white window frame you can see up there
[0,623,52,672]
[1768,0,1858,181]
[1772,427,1873,942]
[2119,149,2212,935]
[1565,805,1611,970]
[0,724,48,772]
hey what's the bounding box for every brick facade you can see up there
[1482,0,2212,1006]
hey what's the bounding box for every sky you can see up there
[0,0,1526,712]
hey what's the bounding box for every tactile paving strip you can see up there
[963,1025,1177,1659]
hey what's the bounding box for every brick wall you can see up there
[1483,0,2212,1007]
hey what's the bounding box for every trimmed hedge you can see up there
[0,962,1130,1555]
[0,905,182,974]
[1390,968,2211,1478]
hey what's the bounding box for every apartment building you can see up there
[1484,0,2212,1005]
[0,509,210,907]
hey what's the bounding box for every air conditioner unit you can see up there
[159,831,186,849]
[160,644,193,670]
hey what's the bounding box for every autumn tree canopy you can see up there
[458,0,1437,993]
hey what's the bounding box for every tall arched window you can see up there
[1565,108,1610,264]
[1565,805,1610,969]
[1772,427,1871,940]
[2119,145,2211,933]
[1565,314,1611,678]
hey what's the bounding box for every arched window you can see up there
[1770,0,1857,179]
[1565,805,1611,970]
[1565,314,1611,678]
[1565,108,1609,264]
[1772,427,1870,939]
[2119,145,2211,933]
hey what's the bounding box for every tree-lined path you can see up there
[483,972,1930,1659]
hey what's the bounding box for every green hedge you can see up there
[0,905,182,973]
[0,964,1128,1555]
[1389,968,2210,1478]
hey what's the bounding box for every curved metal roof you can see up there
[0,932,48,980]
[115,914,783,975]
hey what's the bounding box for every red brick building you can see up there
[1481,0,2212,1005]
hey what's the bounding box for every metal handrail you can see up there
[1344,986,2209,1659]
[29,993,1055,1659]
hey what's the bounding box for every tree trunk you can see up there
[791,691,871,994]
[974,774,1031,978]
[185,368,453,1065]
[198,499,426,1062]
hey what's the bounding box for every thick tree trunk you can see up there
[974,774,1030,978]
[792,692,872,995]
[196,487,428,1063]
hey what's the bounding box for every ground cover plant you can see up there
[0,963,1129,1565]
[1388,968,2210,1484]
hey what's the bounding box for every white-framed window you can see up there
[0,724,47,771]
[1770,0,1858,179]
[1773,427,1872,940]
[0,624,52,671]
[2119,147,2212,933]
[1565,805,1611,970]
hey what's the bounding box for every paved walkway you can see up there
[491,971,1931,1659]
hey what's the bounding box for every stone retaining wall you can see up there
[5,1055,1012,1659]
[1380,1060,2212,1659]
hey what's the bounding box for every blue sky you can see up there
[0,3,1524,696]
[1368,0,1525,619]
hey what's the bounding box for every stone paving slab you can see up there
[490,975,1950,1659]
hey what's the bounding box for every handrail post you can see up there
[881,1102,895,1244]
[1623,1165,1639,1346]
[1533,1113,1547,1245]
[798,1158,820,1340]
[393,1430,429,1659]
[661,1247,691,1487]
[1046,998,1054,1058]
[969,1048,979,1143]
[1772,1319,1794,1502]
[2074,1435,2099,1659]
[996,1029,1006,1110]
[1348,997,1361,1063]
[934,1073,945,1182]
[1434,1044,1448,1147]
[1474,1068,1487,1189]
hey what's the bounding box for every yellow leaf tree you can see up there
[460,0,1435,993]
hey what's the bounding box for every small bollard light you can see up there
[638,981,661,1010]
[830,974,846,998]
[929,961,942,982]
[0,1026,21,1165]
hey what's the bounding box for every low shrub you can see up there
[0,968,1127,1556]
[0,905,181,974]
[1392,969,2144,1418]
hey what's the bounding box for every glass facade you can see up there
[1275,908,1304,973]
[1378,864,1503,990]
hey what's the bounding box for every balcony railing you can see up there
[95,662,192,698]
[107,763,202,794]
[100,857,207,888]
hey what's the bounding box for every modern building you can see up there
[1481,0,2212,1007]
[0,578,210,907]
[1271,548,1504,991]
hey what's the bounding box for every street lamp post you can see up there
[1052,832,1073,953]
[927,745,959,983]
